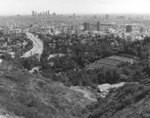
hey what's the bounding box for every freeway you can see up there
[21,32,43,60]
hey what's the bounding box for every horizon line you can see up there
[1,13,150,16]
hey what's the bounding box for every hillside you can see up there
[0,60,94,118]
[88,83,150,118]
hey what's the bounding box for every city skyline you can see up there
[1,0,150,15]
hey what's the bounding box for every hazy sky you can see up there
[1,0,150,15]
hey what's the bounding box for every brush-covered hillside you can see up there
[0,60,93,118]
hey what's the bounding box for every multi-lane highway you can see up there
[21,32,43,60]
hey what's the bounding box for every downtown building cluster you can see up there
[32,10,56,16]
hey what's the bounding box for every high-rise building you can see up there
[140,27,144,33]
[45,11,48,15]
[52,12,56,16]
[70,26,74,30]
[42,12,44,16]
[32,10,51,16]
[97,22,100,31]
[32,11,35,16]
[83,22,90,31]
[48,10,50,15]
[126,25,132,33]
[34,11,37,16]
[106,14,109,19]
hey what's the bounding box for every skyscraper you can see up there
[140,27,144,33]
[32,11,35,16]
[106,14,109,19]
[97,22,100,31]
[83,22,90,31]
[32,10,50,16]
[48,10,50,15]
[126,25,132,33]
